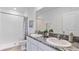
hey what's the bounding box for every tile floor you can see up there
[2,45,23,51]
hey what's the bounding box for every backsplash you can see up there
[49,33,69,40]
[49,33,79,42]
[73,36,79,42]
[37,31,79,42]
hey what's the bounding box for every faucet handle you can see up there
[57,34,61,39]
[62,31,65,34]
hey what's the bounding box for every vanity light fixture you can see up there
[13,8,17,10]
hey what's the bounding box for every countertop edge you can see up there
[27,35,62,51]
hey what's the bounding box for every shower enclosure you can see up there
[0,10,28,51]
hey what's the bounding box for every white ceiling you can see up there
[36,7,44,11]
[36,7,79,16]
[0,7,43,14]
[36,7,58,16]
[0,7,26,14]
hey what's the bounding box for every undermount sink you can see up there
[30,34,42,38]
[46,37,72,48]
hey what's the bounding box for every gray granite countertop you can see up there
[27,35,79,51]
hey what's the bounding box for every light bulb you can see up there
[13,8,16,10]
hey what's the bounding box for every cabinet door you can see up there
[30,40,39,51]
[27,37,39,51]
[27,37,32,51]
[38,42,58,51]
[27,36,58,51]
[31,44,39,51]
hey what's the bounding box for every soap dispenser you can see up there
[69,32,73,43]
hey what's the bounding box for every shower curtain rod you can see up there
[0,11,25,17]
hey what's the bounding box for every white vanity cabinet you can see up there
[27,36,39,51]
[38,42,58,51]
[27,36,58,51]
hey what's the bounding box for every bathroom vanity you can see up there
[27,34,79,51]
[27,36,59,51]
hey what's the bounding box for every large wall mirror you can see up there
[63,11,79,36]
[36,7,79,36]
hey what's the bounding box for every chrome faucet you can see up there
[57,31,66,40]
[57,34,61,40]
[62,31,66,39]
